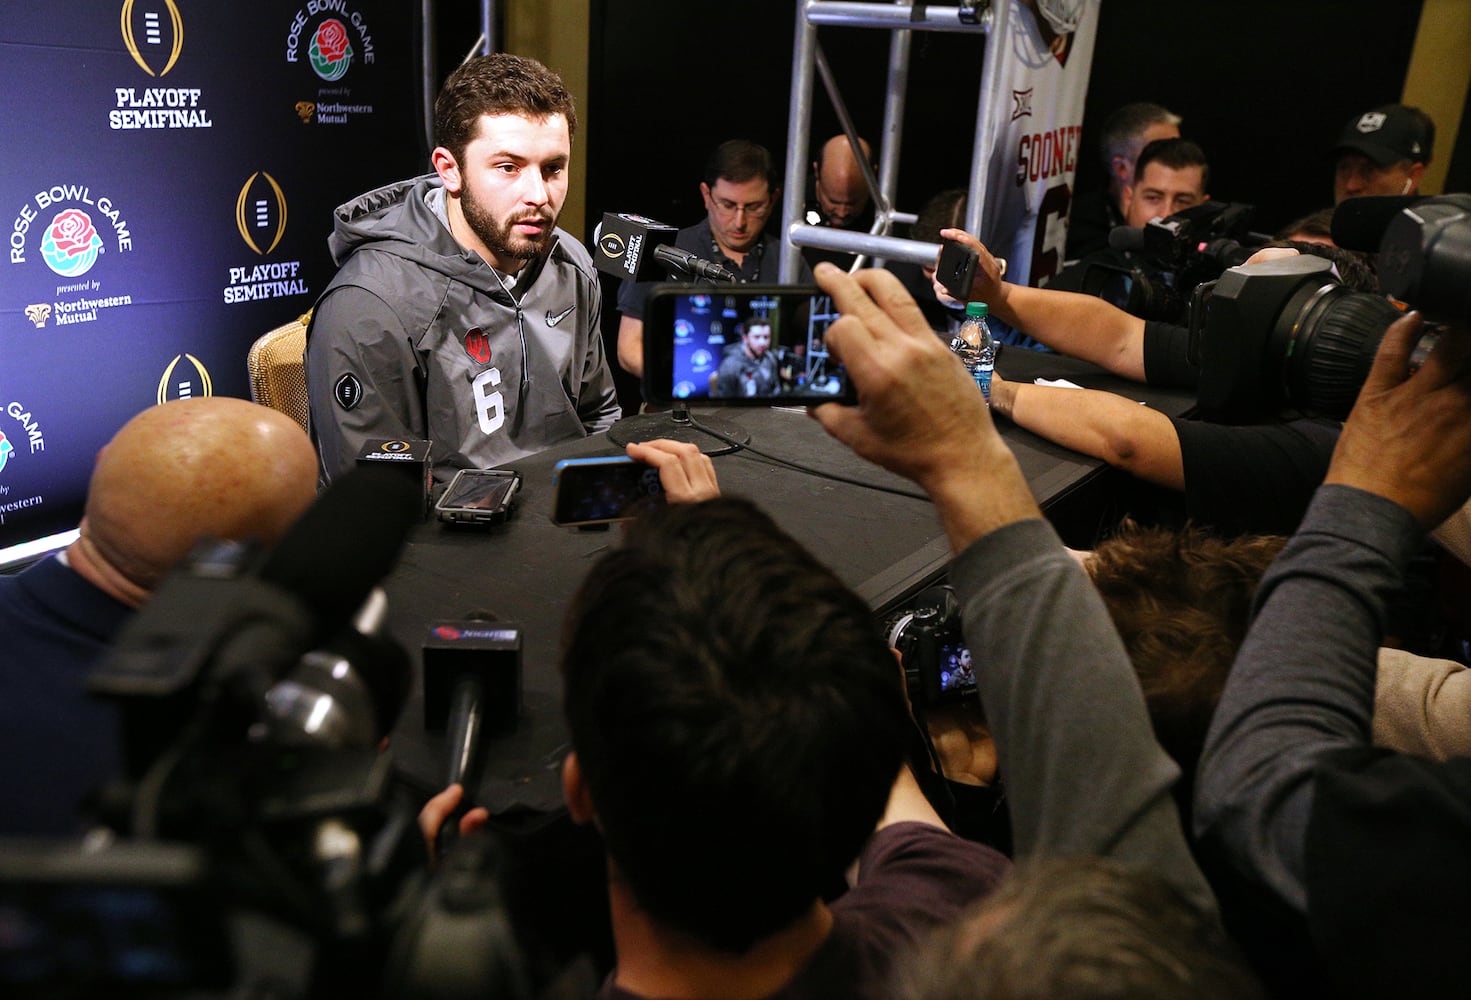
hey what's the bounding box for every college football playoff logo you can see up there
[121,0,184,77]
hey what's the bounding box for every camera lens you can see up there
[1284,284,1401,419]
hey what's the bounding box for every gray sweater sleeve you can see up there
[948,518,1216,916]
[1194,485,1424,913]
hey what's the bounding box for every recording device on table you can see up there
[1080,201,1265,324]
[885,585,977,708]
[435,467,522,525]
[0,466,543,998]
[642,284,857,406]
[551,455,666,527]
[1189,193,1471,423]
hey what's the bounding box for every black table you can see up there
[383,349,1195,814]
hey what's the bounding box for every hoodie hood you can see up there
[326,174,556,301]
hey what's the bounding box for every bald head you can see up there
[76,397,318,603]
[814,134,873,228]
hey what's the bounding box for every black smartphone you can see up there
[937,238,979,302]
[435,468,522,525]
[642,284,856,406]
[550,456,665,527]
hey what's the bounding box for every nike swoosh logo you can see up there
[546,305,577,327]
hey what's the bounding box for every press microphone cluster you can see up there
[593,212,738,283]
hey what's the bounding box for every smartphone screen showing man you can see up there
[643,286,853,405]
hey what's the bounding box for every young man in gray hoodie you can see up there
[307,53,620,486]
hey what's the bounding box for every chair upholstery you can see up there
[246,309,312,433]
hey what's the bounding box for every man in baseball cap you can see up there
[1331,103,1435,204]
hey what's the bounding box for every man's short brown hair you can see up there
[1088,521,1286,781]
[433,52,577,165]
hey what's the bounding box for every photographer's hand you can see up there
[1326,311,1471,528]
[626,439,720,504]
[931,228,1006,309]
[418,783,489,864]
[809,263,1039,553]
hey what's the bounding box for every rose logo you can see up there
[309,18,353,81]
[40,208,103,278]
[0,432,12,474]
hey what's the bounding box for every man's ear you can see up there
[431,146,462,195]
[562,751,596,825]
[1407,161,1427,189]
[699,181,713,210]
[1110,155,1132,186]
[1122,183,1136,217]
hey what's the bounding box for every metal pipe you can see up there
[807,1,989,32]
[871,5,914,267]
[780,6,821,282]
[814,41,890,270]
[786,223,942,267]
[480,0,495,55]
[421,0,437,156]
[964,0,1005,237]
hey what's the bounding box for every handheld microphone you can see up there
[1330,195,1425,252]
[651,243,738,283]
[593,212,681,281]
[1107,225,1146,251]
[592,212,737,283]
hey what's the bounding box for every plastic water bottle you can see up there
[952,302,995,402]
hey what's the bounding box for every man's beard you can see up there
[461,186,555,263]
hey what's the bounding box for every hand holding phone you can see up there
[551,456,667,527]
[937,237,980,303]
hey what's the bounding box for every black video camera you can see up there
[1079,201,1262,323]
[0,469,541,999]
[1189,194,1471,423]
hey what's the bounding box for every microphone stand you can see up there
[606,262,751,456]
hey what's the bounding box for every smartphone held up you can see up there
[642,285,856,406]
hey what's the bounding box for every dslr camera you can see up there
[885,585,977,708]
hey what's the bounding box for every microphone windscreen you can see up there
[1331,195,1423,252]
[1108,225,1145,251]
[257,463,417,635]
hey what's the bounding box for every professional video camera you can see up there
[0,467,543,999]
[1078,201,1264,323]
[1191,194,1471,423]
[885,585,976,708]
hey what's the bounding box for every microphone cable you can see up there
[683,411,931,502]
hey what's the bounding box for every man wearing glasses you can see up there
[616,140,810,379]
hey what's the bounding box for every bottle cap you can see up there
[965,302,988,318]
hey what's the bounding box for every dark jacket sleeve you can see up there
[948,518,1217,917]
[1194,485,1424,913]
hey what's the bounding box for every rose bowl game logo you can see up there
[0,432,12,475]
[40,209,105,278]
[310,19,353,81]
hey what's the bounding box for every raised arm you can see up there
[989,373,1185,490]
[811,262,1216,916]
[1196,311,1471,911]
[936,228,1148,381]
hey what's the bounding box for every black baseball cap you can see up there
[1331,104,1434,166]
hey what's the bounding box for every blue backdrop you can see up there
[0,0,421,556]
